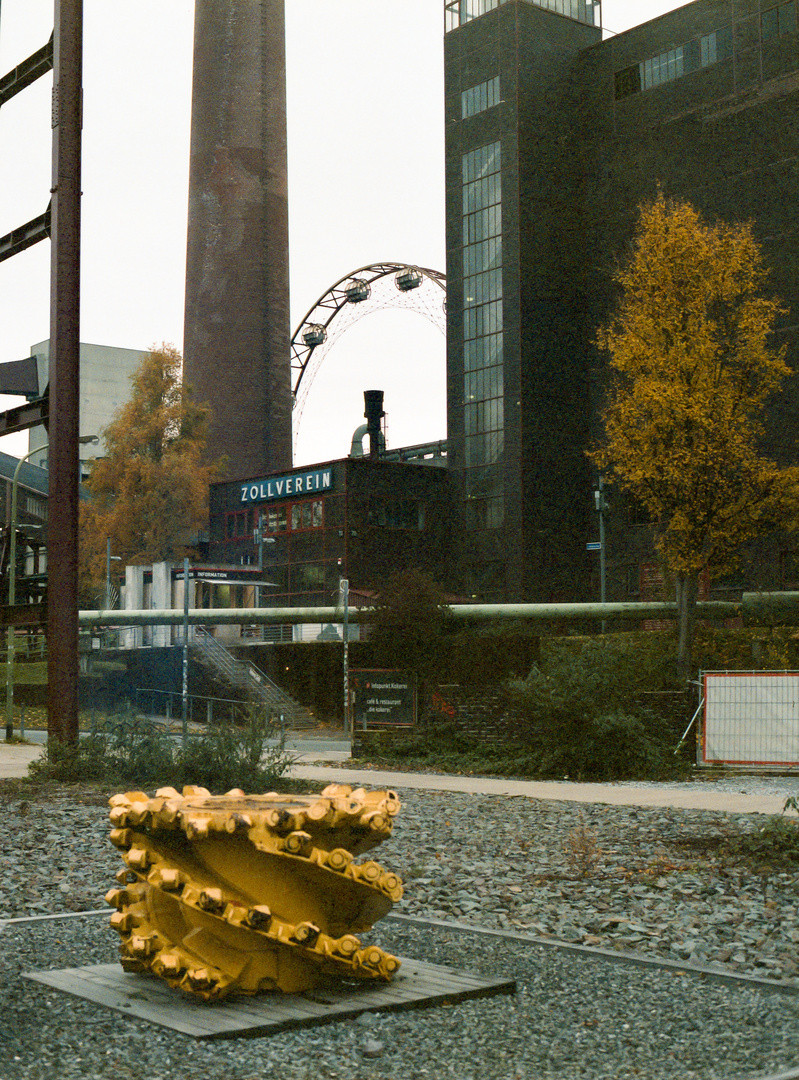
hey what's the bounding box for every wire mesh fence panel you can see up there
[701,671,799,767]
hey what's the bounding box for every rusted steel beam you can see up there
[0,36,54,106]
[0,395,49,437]
[47,0,83,746]
[0,206,51,264]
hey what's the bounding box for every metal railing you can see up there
[132,687,287,731]
[191,626,315,728]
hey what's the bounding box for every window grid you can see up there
[465,332,503,372]
[462,142,502,183]
[463,204,502,245]
[464,300,503,340]
[445,0,599,32]
[461,76,500,119]
[461,140,504,527]
[463,237,502,276]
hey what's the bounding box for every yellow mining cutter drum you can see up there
[105,784,403,1000]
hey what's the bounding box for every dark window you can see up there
[763,1,796,40]
[368,498,423,529]
[225,511,248,539]
[262,498,322,536]
[614,66,640,100]
[265,506,288,532]
[714,24,734,61]
[291,563,326,592]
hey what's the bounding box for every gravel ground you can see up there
[1,778,799,1079]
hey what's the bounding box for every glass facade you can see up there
[446,0,599,31]
[462,142,504,530]
[462,76,500,118]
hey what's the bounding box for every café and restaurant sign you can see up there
[350,669,417,729]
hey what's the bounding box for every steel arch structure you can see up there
[290,262,446,448]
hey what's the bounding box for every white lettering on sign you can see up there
[240,469,334,504]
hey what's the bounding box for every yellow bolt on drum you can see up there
[105,784,403,1001]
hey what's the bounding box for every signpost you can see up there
[350,669,417,730]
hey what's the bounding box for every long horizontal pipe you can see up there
[77,599,744,628]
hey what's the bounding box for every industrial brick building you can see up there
[444,0,799,602]
[208,453,456,620]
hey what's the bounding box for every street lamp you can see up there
[106,536,122,609]
[337,563,350,737]
[253,512,276,640]
[5,435,98,741]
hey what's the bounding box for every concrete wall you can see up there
[27,340,145,472]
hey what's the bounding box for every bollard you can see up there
[106,784,403,1000]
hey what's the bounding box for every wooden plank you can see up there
[23,959,516,1040]
[28,967,212,1038]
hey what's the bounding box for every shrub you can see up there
[505,636,686,780]
[28,704,294,792]
[726,812,799,868]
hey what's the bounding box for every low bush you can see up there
[501,635,687,780]
[28,704,295,792]
[726,813,799,868]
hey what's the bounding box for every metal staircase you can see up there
[192,627,317,729]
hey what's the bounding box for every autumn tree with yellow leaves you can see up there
[593,195,796,673]
[79,345,222,604]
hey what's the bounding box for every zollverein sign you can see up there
[350,669,417,729]
[240,468,333,505]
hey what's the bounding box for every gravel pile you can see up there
[1,780,798,1079]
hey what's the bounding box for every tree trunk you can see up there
[675,573,699,678]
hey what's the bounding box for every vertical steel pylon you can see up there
[47,0,83,745]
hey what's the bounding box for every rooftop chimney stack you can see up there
[363,390,385,461]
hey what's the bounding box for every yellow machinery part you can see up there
[106,784,403,1001]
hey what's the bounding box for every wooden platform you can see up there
[23,959,516,1040]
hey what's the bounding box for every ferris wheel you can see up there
[290,262,446,453]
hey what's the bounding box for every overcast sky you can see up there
[0,0,687,467]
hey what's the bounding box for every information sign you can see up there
[350,669,417,729]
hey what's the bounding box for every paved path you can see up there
[0,743,43,778]
[290,763,795,815]
[2,738,794,815]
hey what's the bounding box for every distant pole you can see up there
[594,476,607,633]
[256,511,263,640]
[47,0,83,746]
[341,576,350,736]
[598,477,606,606]
[182,557,189,744]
